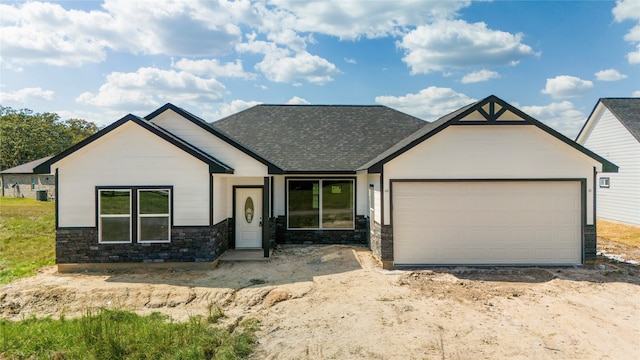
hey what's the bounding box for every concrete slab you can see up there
[218,249,271,262]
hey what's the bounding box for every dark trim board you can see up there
[388,178,588,266]
[34,114,234,175]
[55,168,59,229]
[145,103,283,174]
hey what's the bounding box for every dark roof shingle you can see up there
[0,156,53,174]
[600,98,640,142]
[211,105,427,172]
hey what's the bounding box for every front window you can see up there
[99,189,132,243]
[138,189,171,242]
[288,179,354,229]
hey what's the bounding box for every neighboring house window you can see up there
[287,179,354,229]
[31,177,36,190]
[99,189,132,243]
[138,189,171,243]
[599,177,610,188]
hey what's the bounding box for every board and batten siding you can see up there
[54,121,211,227]
[149,110,268,176]
[367,174,382,225]
[582,108,640,226]
[382,125,602,225]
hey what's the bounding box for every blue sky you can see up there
[1,0,638,137]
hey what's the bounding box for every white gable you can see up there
[580,107,640,225]
[53,121,210,227]
[382,125,601,225]
[150,110,268,176]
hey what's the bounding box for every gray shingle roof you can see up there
[600,98,640,142]
[0,156,53,174]
[211,105,427,172]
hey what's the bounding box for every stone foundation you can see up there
[275,215,368,245]
[56,220,230,264]
[584,224,597,262]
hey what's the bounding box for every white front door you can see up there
[235,188,262,248]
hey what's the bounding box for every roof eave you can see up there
[146,103,284,174]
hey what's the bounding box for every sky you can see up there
[0,0,639,138]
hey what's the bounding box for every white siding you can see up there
[150,110,268,176]
[383,125,600,225]
[54,121,210,227]
[582,108,640,225]
[272,175,285,217]
[367,174,381,224]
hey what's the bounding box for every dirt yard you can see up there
[1,244,638,359]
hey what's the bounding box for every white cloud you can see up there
[267,0,471,40]
[76,67,226,109]
[287,96,310,104]
[520,101,585,138]
[595,69,628,81]
[0,87,54,103]
[627,44,640,64]
[461,69,500,83]
[632,90,640,97]
[258,51,340,84]
[612,0,640,64]
[398,20,537,74]
[172,58,254,79]
[0,0,245,68]
[344,58,357,64]
[0,2,110,67]
[541,75,593,98]
[375,86,476,120]
[209,99,262,120]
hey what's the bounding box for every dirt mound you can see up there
[1,245,638,359]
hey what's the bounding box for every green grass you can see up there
[0,308,258,359]
[0,197,55,284]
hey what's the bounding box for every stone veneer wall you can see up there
[369,220,382,260]
[380,225,394,269]
[584,224,596,262]
[275,215,368,245]
[56,220,229,264]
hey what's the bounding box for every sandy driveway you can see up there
[1,245,638,359]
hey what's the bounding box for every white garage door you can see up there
[392,181,582,265]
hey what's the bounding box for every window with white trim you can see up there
[599,177,610,188]
[138,189,171,243]
[99,189,132,243]
[287,179,354,229]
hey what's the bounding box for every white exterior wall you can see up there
[150,110,268,176]
[367,173,381,224]
[383,125,601,225]
[581,108,640,225]
[272,175,285,217]
[54,121,210,227]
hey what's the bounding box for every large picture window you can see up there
[138,189,171,243]
[98,187,171,244]
[288,179,354,229]
[99,189,132,243]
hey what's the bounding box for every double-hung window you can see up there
[287,179,354,229]
[99,189,132,243]
[98,187,171,244]
[138,189,171,243]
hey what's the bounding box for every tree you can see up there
[0,106,99,170]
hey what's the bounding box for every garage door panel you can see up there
[393,181,582,265]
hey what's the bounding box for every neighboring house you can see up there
[35,95,616,269]
[1,156,54,199]
[576,98,640,226]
